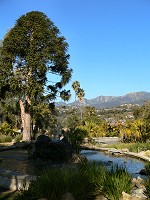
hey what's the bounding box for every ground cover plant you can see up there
[104,142,150,153]
[102,166,132,200]
[12,162,132,200]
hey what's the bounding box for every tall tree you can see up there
[77,88,85,103]
[72,81,80,104]
[72,81,85,120]
[0,11,72,141]
[76,88,85,120]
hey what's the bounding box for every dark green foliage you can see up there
[144,178,150,198]
[78,161,107,194]
[0,122,16,136]
[0,11,72,140]
[0,97,21,128]
[66,127,88,153]
[145,162,150,176]
[144,160,150,198]
[12,162,132,200]
[0,135,12,143]
[14,165,96,200]
[64,109,81,129]
[103,166,132,200]
[0,11,72,99]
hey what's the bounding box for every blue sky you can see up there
[1,0,150,102]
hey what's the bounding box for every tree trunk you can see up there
[19,98,31,141]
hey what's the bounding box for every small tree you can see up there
[66,127,88,154]
[0,11,72,141]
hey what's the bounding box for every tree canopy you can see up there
[0,11,72,140]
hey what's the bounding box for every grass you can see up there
[11,162,132,200]
[13,165,96,200]
[103,166,132,200]
[104,142,150,153]
[0,135,12,143]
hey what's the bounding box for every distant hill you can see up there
[56,91,150,108]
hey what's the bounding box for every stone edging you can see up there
[81,145,150,162]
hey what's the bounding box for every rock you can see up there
[95,195,107,200]
[122,191,144,200]
[131,177,146,199]
[36,135,52,143]
[132,177,144,188]
[131,188,147,199]
[108,160,113,163]
[135,177,144,188]
[139,168,147,175]
[122,148,129,152]
[70,154,87,164]
[132,178,137,185]
[32,135,74,162]
[61,192,75,200]
[139,150,150,157]
[144,150,150,157]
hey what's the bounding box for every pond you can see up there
[0,148,147,179]
[81,150,147,179]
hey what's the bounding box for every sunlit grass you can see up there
[104,142,150,153]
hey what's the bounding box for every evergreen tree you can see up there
[0,11,72,141]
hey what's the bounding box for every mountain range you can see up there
[56,91,150,108]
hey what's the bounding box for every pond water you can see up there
[81,150,147,179]
[0,149,147,179]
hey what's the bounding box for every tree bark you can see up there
[19,98,31,141]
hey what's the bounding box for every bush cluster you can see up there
[13,162,132,200]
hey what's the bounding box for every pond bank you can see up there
[81,144,150,162]
[0,143,148,199]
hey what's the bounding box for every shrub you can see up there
[145,162,150,176]
[79,161,107,195]
[14,164,96,200]
[13,162,133,200]
[0,134,12,143]
[0,122,18,138]
[14,133,23,142]
[102,166,132,200]
[66,127,88,154]
[0,122,14,135]
[4,135,12,142]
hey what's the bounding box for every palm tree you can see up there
[77,88,85,103]
[72,81,80,105]
[77,88,85,120]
